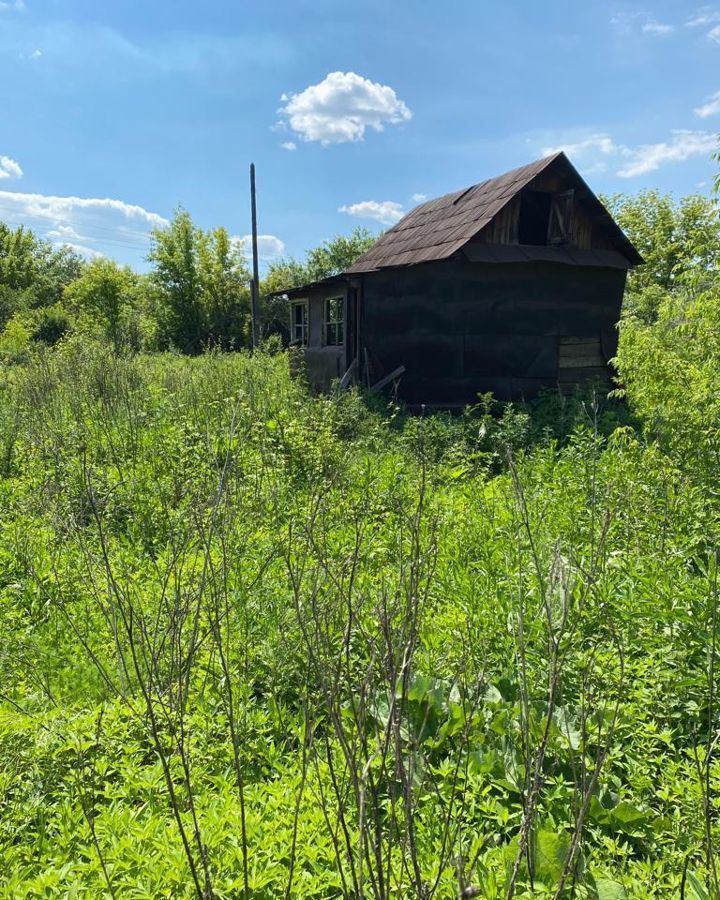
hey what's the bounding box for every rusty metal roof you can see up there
[345,152,642,273]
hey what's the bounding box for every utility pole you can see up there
[249,162,261,348]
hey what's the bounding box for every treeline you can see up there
[0,190,717,362]
[0,210,375,360]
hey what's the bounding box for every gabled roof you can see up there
[345,152,642,274]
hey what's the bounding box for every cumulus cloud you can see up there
[338,200,405,226]
[695,89,720,117]
[541,128,717,178]
[279,71,411,145]
[710,24,720,40]
[280,141,297,151]
[0,156,23,179]
[0,189,168,227]
[234,234,285,261]
[411,193,427,203]
[617,130,719,176]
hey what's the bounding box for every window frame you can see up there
[323,296,344,347]
[290,299,308,346]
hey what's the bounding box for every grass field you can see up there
[0,338,717,898]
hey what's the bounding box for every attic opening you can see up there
[518,189,574,246]
[518,191,552,245]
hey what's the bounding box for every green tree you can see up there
[148,210,251,353]
[148,209,206,353]
[305,226,376,281]
[617,286,720,471]
[199,228,251,349]
[259,258,309,338]
[64,258,138,351]
[0,223,83,327]
[605,191,720,320]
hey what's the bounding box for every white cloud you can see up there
[617,130,718,177]
[686,9,720,27]
[685,8,720,39]
[542,134,623,173]
[280,141,297,151]
[642,21,674,34]
[540,128,718,178]
[612,12,674,36]
[0,0,25,11]
[46,224,84,241]
[695,89,720,117]
[0,156,22,179]
[234,234,285,261]
[279,71,411,145]
[0,189,168,228]
[411,192,427,203]
[543,134,619,162]
[18,48,42,61]
[338,200,405,226]
[54,241,104,259]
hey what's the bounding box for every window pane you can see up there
[324,297,343,346]
[292,303,307,344]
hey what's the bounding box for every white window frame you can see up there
[324,296,344,347]
[290,300,308,346]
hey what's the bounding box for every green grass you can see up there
[0,340,717,898]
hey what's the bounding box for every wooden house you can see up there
[281,152,642,407]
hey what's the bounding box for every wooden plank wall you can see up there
[557,336,609,387]
[475,171,615,251]
[360,259,626,406]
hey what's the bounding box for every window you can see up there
[547,190,574,245]
[518,189,575,246]
[291,301,308,345]
[518,191,552,245]
[324,297,344,346]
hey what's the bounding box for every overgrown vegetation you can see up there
[0,215,376,359]
[0,180,719,897]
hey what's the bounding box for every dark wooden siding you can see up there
[474,177,615,252]
[360,259,626,406]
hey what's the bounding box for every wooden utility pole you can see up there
[249,162,261,348]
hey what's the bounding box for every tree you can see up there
[305,226,376,281]
[604,191,720,320]
[199,227,251,349]
[148,210,251,353]
[148,209,205,353]
[0,223,83,327]
[64,258,138,351]
[259,258,309,338]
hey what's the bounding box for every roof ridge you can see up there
[406,151,565,216]
[344,152,641,275]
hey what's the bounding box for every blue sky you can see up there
[0,0,718,269]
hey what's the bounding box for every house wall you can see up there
[294,287,347,392]
[359,259,626,406]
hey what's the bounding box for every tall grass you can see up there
[0,341,717,898]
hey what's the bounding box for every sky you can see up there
[0,0,719,270]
